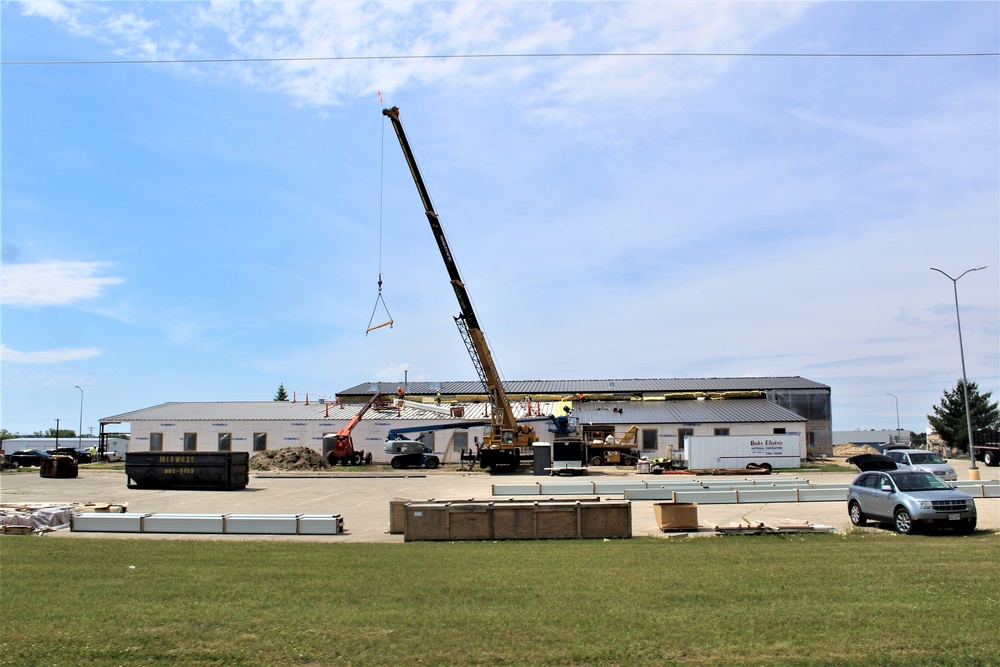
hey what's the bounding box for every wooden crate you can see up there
[580,502,632,539]
[403,504,451,541]
[535,505,580,539]
[653,502,699,531]
[447,505,492,541]
[492,504,538,540]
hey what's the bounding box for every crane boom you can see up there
[382,106,535,468]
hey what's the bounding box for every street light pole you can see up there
[886,393,900,444]
[75,385,84,451]
[930,266,986,478]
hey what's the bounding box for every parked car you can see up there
[883,449,957,481]
[847,469,977,535]
[846,453,897,471]
[5,450,54,468]
[45,447,94,464]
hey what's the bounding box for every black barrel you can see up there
[125,452,249,490]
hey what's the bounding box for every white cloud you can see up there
[19,1,808,119]
[1,261,123,307]
[1,344,101,364]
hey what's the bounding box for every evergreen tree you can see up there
[274,383,290,401]
[927,380,1000,451]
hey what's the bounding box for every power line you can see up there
[4,51,998,66]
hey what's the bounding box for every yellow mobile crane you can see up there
[383,106,536,470]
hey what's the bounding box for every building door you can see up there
[678,428,694,453]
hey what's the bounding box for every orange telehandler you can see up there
[323,392,391,465]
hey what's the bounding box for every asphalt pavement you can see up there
[1,458,996,541]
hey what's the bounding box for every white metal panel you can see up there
[539,481,594,495]
[623,488,679,500]
[492,483,540,496]
[224,514,299,534]
[735,488,799,503]
[298,514,343,535]
[796,487,849,502]
[143,513,227,533]
[592,481,645,495]
[71,513,145,533]
[672,490,739,504]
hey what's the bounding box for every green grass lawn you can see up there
[2,533,996,666]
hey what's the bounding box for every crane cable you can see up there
[367,110,394,335]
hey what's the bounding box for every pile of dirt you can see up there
[249,447,330,471]
[832,443,881,458]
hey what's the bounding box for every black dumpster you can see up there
[40,455,79,479]
[125,452,249,490]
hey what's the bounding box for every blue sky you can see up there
[2,1,998,437]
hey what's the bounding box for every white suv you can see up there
[884,449,957,481]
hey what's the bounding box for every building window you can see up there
[453,432,468,452]
[641,429,658,450]
[714,428,730,436]
[678,428,694,448]
[183,433,197,451]
[218,433,232,451]
[253,433,267,452]
[774,427,786,434]
[150,433,163,452]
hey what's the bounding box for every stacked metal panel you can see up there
[70,512,344,535]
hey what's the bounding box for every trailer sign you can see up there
[684,435,802,472]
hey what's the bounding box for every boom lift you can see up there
[323,392,390,465]
[384,419,490,469]
[383,106,538,470]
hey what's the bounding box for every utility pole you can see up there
[931,265,986,479]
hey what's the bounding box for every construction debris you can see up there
[833,443,881,457]
[713,521,837,535]
[249,447,331,472]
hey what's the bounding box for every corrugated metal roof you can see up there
[101,400,459,424]
[572,399,806,425]
[337,377,828,397]
[102,398,800,426]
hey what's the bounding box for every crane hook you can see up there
[366,274,394,335]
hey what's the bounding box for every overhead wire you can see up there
[4,51,997,66]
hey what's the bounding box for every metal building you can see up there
[338,376,832,457]
[101,376,828,462]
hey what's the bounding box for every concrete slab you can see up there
[2,459,996,541]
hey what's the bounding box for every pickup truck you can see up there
[46,447,94,464]
[973,429,1000,467]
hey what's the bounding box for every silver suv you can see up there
[847,469,977,534]
[884,449,957,481]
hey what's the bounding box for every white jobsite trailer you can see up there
[683,434,802,472]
